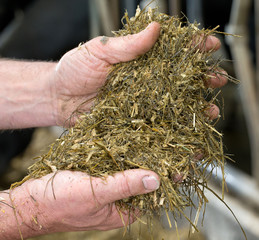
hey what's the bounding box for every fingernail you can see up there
[219,68,227,74]
[205,104,220,120]
[144,22,154,31]
[208,35,221,50]
[142,175,160,191]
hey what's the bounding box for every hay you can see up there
[17,7,233,231]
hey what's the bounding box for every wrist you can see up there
[0,60,57,129]
[36,61,58,127]
[21,61,57,128]
[0,185,50,240]
[21,61,58,128]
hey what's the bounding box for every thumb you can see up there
[93,169,160,206]
[85,22,161,64]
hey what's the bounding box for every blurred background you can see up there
[0,0,258,239]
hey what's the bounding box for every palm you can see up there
[53,43,110,126]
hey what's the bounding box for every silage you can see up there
[18,7,231,230]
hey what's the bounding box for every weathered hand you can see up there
[7,169,159,239]
[51,22,227,126]
[52,23,160,126]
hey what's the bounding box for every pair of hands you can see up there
[3,22,228,239]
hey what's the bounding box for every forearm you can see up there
[0,60,57,129]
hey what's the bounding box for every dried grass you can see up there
[14,6,237,235]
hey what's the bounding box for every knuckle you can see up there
[118,175,134,199]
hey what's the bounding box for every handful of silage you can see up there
[23,8,229,226]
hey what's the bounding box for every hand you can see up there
[8,169,159,239]
[51,23,160,126]
[51,22,227,126]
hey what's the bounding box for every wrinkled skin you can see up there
[21,170,160,233]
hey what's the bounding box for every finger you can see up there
[205,69,228,88]
[193,151,204,161]
[85,22,161,64]
[92,169,160,206]
[172,173,184,183]
[204,35,221,52]
[205,104,220,120]
[194,35,221,52]
[96,203,140,230]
